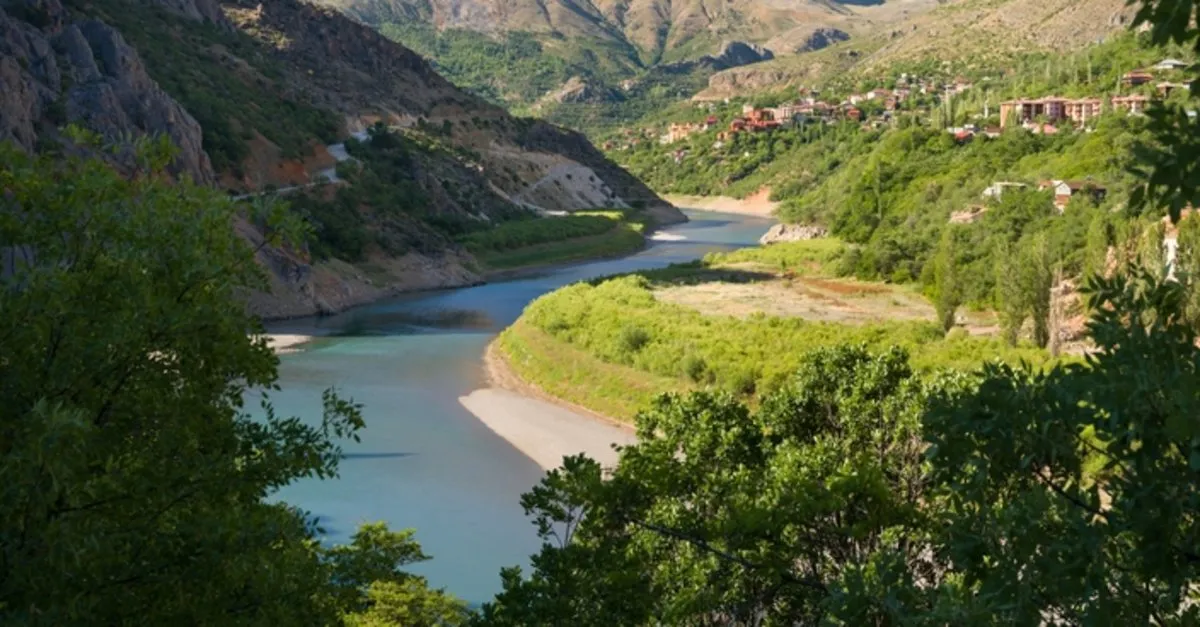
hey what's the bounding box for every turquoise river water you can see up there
[264,210,773,604]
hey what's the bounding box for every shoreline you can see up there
[483,341,634,432]
[260,209,685,322]
[457,341,636,471]
[663,189,779,217]
[263,333,314,355]
[480,239,650,283]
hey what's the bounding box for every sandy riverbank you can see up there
[263,334,314,355]
[458,342,636,471]
[664,188,779,217]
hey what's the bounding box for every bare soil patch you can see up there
[655,276,999,335]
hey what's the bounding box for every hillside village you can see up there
[606,53,1194,217]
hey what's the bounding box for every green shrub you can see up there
[617,325,651,355]
[681,354,709,383]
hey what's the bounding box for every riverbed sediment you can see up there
[458,342,635,471]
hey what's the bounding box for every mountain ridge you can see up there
[0,0,679,319]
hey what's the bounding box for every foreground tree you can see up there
[477,1,1200,623]
[930,227,963,331]
[480,269,1200,626]
[923,269,1200,624]
[0,138,462,625]
[477,346,964,625]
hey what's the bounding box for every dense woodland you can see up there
[3,0,1200,624]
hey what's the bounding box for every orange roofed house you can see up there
[1038,179,1107,212]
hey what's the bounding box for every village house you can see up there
[1122,70,1155,87]
[661,121,707,144]
[1064,98,1104,124]
[848,93,867,105]
[845,106,863,122]
[1038,179,1107,211]
[1158,82,1188,97]
[1111,94,1150,114]
[770,103,797,123]
[1153,58,1189,71]
[999,97,1102,128]
[866,88,891,100]
[743,107,781,131]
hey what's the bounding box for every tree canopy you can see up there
[0,136,463,625]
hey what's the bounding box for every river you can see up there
[265,209,774,604]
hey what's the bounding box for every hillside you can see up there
[315,0,940,130]
[697,0,1136,98]
[325,0,936,64]
[0,0,679,318]
[598,1,1190,331]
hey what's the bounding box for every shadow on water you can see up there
[678,218,736,229]
[599,265,777,288]
[341,452,417,460]
[331,309,495,336]
[659,238,760,248]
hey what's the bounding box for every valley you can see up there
[5,0,1200,622]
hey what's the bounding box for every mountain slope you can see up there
[698,0,1137,97]
[316,0,939,128]
[0,0,678,319]
[329,0,935,62]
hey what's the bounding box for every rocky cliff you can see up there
[0,0,679,319]
[662,41,775,74]
[1,0,213,182]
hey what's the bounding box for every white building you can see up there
[1154,58,1189,71]
[981,181,1028,200]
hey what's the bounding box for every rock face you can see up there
[707,41,775,70]
[663,41,774,74]
[544,76,622,105]
[0,0,213,182]
[759,223,828,245]
[791,27,850,53]
[234,218,481,320]
[515,120,685,223]
[151,0,230,25]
